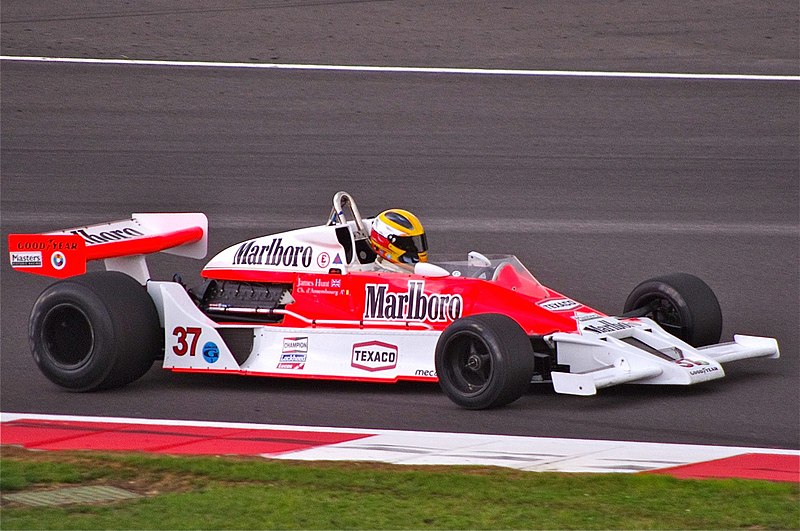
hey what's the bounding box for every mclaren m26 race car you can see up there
[9,192,779,409]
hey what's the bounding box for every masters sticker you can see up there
[10,251,42,268]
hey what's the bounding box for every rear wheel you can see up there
[435,314,535,409]
[29,271,162,391]
[623,273,722,347]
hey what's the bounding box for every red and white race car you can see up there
[9,192,780,409]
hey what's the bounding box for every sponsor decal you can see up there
[581,317,637,334]
[282,336,308,354]
[51,251,66,270]
[689,366,720,376]
[351,340,398,372]
[278,336,308,369]
[233,238,313,268]
[295,277,349,296]
[414,369,437,378]
[8,235,85,278]
[277,352,307,370]
[202,341,220,364]
[12,238,80,251]
[69,227,144,245]
[675,358,719,376]
[363,280,463,322]
[317,252,330,268]
[676,358,707,368]
[12,241,47,251]
[573,312,602,322]
[538,298,581,312]
[10,251,42,268]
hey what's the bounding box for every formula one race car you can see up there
[8,192,780,409]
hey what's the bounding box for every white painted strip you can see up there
[1,55,798,82]
[3,412,797,474]
[272,432,799,474]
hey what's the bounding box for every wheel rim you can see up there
[442,331,493,396]
[640,296,687,341]
[41,304,94,369]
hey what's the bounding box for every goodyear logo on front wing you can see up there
[363,280,463,322]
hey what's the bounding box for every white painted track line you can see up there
[276,432,797,474]
[1,56,798,82]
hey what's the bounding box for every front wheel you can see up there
[623,273,722,347]
[435,314,535,409]
[29,271,162,391]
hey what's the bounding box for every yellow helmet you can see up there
[369,209,429,268]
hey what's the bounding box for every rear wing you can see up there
[8,213,208,283]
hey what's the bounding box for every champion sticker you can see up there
[282,337,308,353]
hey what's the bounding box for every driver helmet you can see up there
[369,209,429,269]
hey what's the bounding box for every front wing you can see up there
[550,317,779,396]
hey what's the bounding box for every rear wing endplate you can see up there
[8,213,207,283]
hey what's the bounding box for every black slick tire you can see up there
[435,313,535,409]
[623,272,722,347]
[29,271,162,391]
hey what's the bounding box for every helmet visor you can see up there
[392,233,429,264]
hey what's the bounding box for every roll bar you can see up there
[328,191,369,241]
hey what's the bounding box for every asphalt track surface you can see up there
[1,2,798,450]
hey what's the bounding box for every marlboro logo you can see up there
[363,281,463,322]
